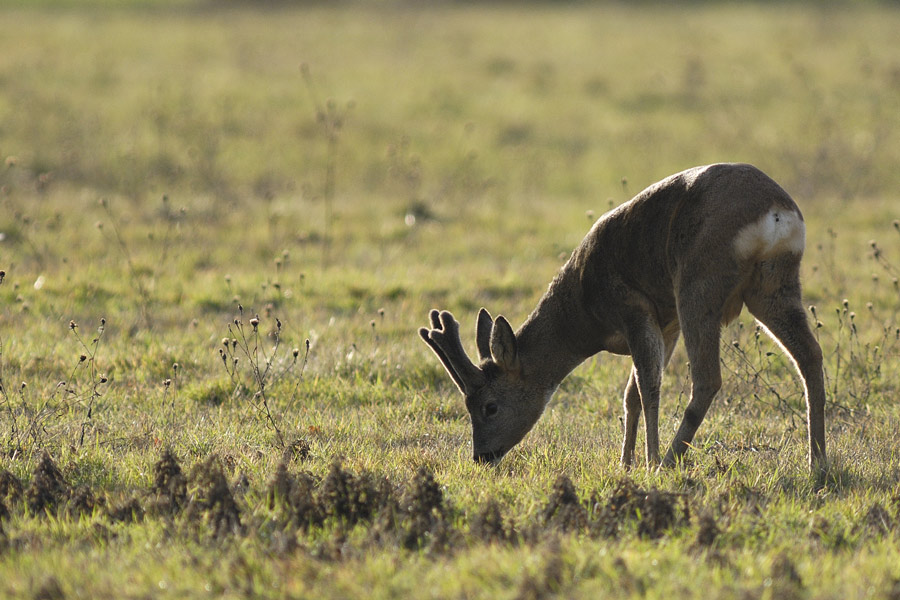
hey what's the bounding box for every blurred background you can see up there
[1,0,898,361]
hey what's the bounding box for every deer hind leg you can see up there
[662,282,729,467]
[743,254,827,472]
[621,328,680,468]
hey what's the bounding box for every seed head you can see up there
[250,316,260,330]
[164,379,171,388]
[79,354,87,362]
[292,348,300,358]
[99,375,108,384]
[0,270,5,284]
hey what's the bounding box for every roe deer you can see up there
[419,163,826,473]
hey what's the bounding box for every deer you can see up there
[419,163,826,473]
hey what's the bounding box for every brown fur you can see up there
[420,163,826,473]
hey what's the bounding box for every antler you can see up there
[419,310,485,395]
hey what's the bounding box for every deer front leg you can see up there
[625,319,666,468]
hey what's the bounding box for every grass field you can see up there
[2,1,900,598]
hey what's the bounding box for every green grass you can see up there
[2,2,900,598]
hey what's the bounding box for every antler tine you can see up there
[433,311,485,386]
[420,310,485,395]
[419,327,467,393]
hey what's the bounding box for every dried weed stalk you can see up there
[219,305,310,448]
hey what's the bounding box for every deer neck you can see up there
[515,266,596,394]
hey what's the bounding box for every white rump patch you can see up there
[733,209,805,260]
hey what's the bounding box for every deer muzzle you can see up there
[473,448,505,466]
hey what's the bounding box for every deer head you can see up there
[419,308,549,464]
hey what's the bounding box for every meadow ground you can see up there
[1,1,900,598]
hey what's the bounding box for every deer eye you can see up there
[483,402,499,418]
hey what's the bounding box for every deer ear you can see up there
[490,315,520,373]
[475,308,493,362]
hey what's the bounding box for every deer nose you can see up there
[473,450,501,465]
[474,452,492,464]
